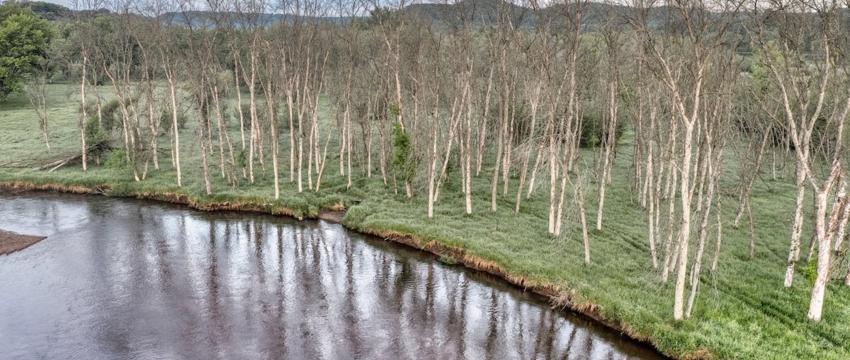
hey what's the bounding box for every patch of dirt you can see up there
[0,230,47,255]
[318,210,346,223]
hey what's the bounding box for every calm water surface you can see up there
[0,192,663,360]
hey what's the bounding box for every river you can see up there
[0,192,663,359]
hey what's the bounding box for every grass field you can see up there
[1,84,849,359]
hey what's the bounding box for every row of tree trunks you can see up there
[55,0,850,324]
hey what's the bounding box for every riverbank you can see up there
[0,191,667,359]
[2,158,849,360]
[0,180,666,357]
[2,87,849,359]
[0,167,844,360]
[0,229,46,255]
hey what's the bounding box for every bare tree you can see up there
[747,3,850,312]
[631,0,742,320]
[23,60,52,152]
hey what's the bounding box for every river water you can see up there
[0,192,663,360]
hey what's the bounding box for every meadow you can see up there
[1,84,848,359]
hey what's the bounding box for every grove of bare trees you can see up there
[40,0,850,322]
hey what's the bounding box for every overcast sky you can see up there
[36,0,75,8]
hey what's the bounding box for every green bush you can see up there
[803,258,818,284]
[579,113,624,149]
[84,117,111,159]
[104,150,127,170]
[392,121,415,184]
[100,99,120,132]
[159,109,187,132]
[84,116,105,143]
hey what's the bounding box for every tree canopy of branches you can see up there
[22,0,850,332]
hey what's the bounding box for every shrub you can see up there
[392,121,415,184]
[84,116,105,143]
[803,258,818,284]
[579,113,624,149]
[159,109,188,132]
[85,117,111,160]
[104,150,127,170]
[100,99,120,132]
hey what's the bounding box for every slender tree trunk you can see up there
[213,91,226,178]
[785,164,808,287]
[247,49,259,184]
[427,105,439,218]
[463,70,473,214]
[80,55,88,172]
[735,128,770,228]
[147,93,159,171]
[527,113,552,200]
[502,100,515,197]
[808,191,831,321]
[647,141,658,268]
[554,165,569,236]
[515,88,539,215]
[567,172,591,264]
[287,85,295,183]
[674,122,696,321]
[597,67,619,230]
[167,73,182,187]
[268,88,280,199]
[662,166,678,283]
[711,192,724,272]
[491,110,505,212]
[686,142,721,318]
[548,125,559,234]
[233,52,246,153]
[476,67,494,177]
[315,130,332,193]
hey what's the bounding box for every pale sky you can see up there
[38,0,74,7]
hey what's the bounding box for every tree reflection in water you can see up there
[0,192,663,360]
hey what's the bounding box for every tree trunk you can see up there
[167,74,182,187]
[476,67,494,177]
[80,55,88,172]
[427,105,439,218]
[491,110,505,212]
[516,84,541,215]
[674,122,696,321]
[808,191,831,321]
[247,49,259,184]
[711,194,723,273]
[686,142,721,318]
[785,164,807,287]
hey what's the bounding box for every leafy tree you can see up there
[20,1,71,22]
[392,120,415,197]
[0,1,54,100]
[367,6,401,28]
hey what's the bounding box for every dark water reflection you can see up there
[0,192,663,360]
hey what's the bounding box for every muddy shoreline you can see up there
[0,229,46,256]
[0,181,677,359]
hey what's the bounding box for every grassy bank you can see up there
[1,85,849,359]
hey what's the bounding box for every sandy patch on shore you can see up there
[318,210,345,223]
[0,230,46,255]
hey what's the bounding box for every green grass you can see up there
[1,84,849,359]
[437,254,459,265]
